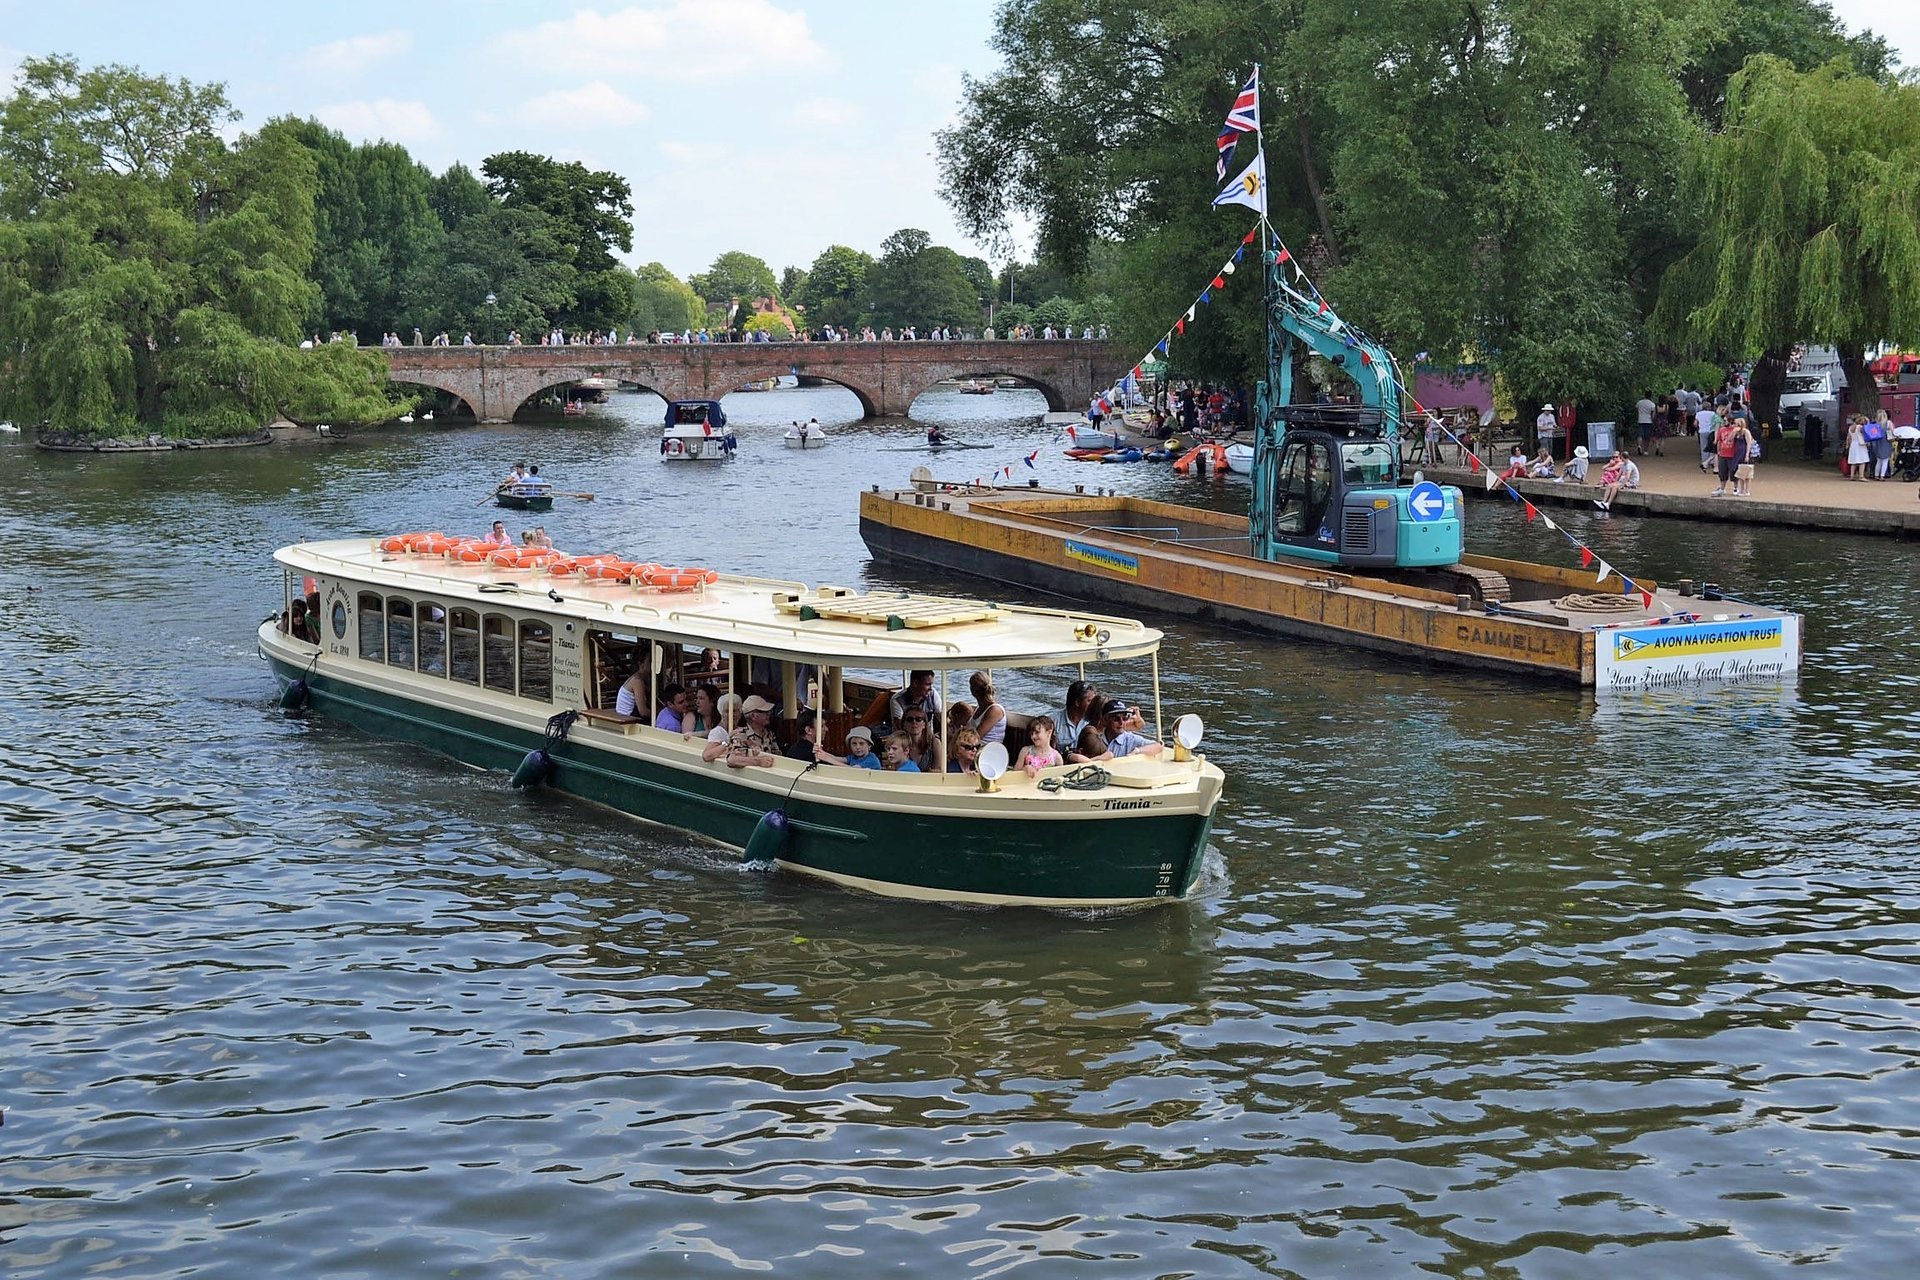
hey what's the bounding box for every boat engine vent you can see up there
[1342,508,1374,556]
[778,592,1005,630]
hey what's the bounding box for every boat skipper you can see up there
[498,461,529,493]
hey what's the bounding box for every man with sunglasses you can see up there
[886,669,941,733]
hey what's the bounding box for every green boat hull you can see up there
[495,492,554,512]
[265,655,1213,906]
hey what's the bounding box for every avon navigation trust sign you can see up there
[1597,616,1801,692]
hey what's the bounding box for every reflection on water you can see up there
[3,393,1920,1276]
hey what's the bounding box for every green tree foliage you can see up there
[629,262,707,334]
[481,151,633,329]
[795,244,873,329]
[1658,56,1920,417]
[689,250,780,309]
[1680,0,1893,124]
[275,118,441,337]
[860,228,984,329]
[0,57,400,437]
[778,264,809,303]
[742,312,793,340]
[940,0,1893,412]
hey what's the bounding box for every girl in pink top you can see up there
[1015,716,1064,776]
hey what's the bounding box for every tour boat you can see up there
[661,399,736,461]
[259,535,1226,907]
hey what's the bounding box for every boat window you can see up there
[357,592,384,662]
[519,621,552,701]
[670,402,709,425]
[586,629,649,709]
[483,614,515,693]
[385,596,415,670]
[417,601,447,676]
[449,608,480,685]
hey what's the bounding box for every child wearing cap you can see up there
[816,724,882,769]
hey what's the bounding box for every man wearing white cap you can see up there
[725,695,781,769]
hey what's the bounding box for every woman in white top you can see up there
[969,671,1006,745]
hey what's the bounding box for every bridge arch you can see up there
[387,373,478,419]
[900,364,1069,413]
[717,365,880,418]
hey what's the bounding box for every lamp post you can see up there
[484,292,497,344]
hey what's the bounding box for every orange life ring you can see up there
[642,565,718,591]
[378,532,422,553]
[449,542,495,563]
[578,559,637,581]
[411,532,454,554]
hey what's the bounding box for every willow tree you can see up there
[1659,56,1920,421]
[0,57,402,437]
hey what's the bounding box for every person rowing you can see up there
[927,426,948,446]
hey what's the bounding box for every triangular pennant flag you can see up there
[1581,547,1593,567]
[1294,263,1308,282]
[1276,247,1291,264]
[1541,515,1558,532]
[1317,300,1328,314]
[1223,259,1237,273]
[1156,339,1169,354]
[1484,469,1499,491]
[1185,305,1196,321]
[1595,562,1612,584]
[1523,501,1538,523]
[1199,289,1212,304]
[1466,453,1480,471]
[1241,227,1258,245]
[1131,365,1143,379]
[1175,317,1186,334]
[1360,351,1372,366]
[1211,275,1225,289]
[1211,150,1266,214]
[1641,588,1654,608]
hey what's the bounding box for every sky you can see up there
[1,1,1914,283]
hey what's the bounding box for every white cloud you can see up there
[524,81,650,127]
[498,1,824,78]
[314,98,442,147]
[791,97,858,129]
[300,30,414,76]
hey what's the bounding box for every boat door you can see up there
[1265,434,1341,563]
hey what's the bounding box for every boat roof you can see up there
[275,538,1162,667]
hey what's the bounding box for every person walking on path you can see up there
[1697,399,1720,473]
[1634,393,1656,456]
[1712,413,1745,496]
[1733,422,1759,497]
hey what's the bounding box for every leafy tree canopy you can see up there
[0,57,402,436]
[861,228,984,329]
[796,244,873,329]
[629,261,707,333]
[689,250,780,308]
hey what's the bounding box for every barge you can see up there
[859,481,1802,692]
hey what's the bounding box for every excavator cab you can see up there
[1253,405,1464,569]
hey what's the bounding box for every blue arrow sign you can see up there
[1407,481,1446,522]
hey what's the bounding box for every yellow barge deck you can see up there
[859,481,1802,691]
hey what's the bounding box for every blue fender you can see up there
[511,748,552,789]
[742,808,789,867]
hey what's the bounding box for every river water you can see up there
[4,385,1918,1277]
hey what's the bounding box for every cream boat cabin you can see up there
[259,536,1226,907]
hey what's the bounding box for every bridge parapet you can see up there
[379,340,1124,422]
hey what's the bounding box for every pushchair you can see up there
[1894,437,1920,482]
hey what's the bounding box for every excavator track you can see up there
[1387,562,1512,602]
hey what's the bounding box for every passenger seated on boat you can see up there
[881,733,922,773]
[785,710,819,762]
[1061,680,1102,761]
[682,685,721,736]
[1078,700,1164,762]
[948,728,983,774]
[725,695,781,769]
[888,670,941,732]
[615,658,652,720]
[1015,716,1064,776]
[280,598,315,642]
[653,683,688,732]
[946,701,976,743]
[698,693,741,762]
[897,710,940,773]
[969,672,1007,745]
[816,724,882,769]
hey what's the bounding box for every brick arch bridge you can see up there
[382,340,1124,422]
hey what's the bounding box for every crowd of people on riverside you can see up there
[301,324,1114,348]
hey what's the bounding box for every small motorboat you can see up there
[562,400,588,417]
[783,420,828,449]
[1223,444,1255,473]
[662,400,737,461]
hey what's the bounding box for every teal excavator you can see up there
[1246,250,1479,584]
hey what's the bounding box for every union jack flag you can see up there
[1216,70,1260,178]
